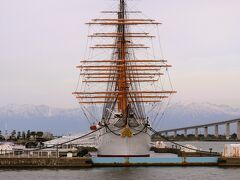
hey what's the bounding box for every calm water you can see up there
[0,141,240,180]
[1,167,240,180]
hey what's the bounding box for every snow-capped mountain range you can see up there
[158,102,240,132]
[0,103,240,135]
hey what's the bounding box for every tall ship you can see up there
[73,0,176,157]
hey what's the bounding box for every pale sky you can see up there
[0,0,240,108]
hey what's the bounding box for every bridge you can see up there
[158,118,240,140]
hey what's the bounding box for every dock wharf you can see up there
[218,157,240,167]
[0,150,239,168]
[151,147,220,157]
[0,156,240,168]
[0,157,92,168]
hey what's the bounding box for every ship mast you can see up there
[117,0,128,116]
[73,0,177,126]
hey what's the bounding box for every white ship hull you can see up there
[97,127,151,157]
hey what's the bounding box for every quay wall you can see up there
[219,157,240,167]
[0,157,92,168]
[1,157,240,168]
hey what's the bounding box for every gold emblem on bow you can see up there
[121,126,133,138]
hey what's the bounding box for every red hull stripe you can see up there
[97,154,150,157]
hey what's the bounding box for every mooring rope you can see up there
[30,125,220,157]
[147,126,220,155]
[32,127,103,152]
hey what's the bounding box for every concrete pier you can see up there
[0,157,92,168]
[184,129,187,137]
[204,127,208,138]
[226,123,230,139]
[214,125,219,137]
[1,156,240,168]
[0,157,221,168]
[237,121,240,140]
[174,131,177,138]
[195,128,198,137]
[219,157,240,167]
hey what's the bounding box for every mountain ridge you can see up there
[0,103,239,135]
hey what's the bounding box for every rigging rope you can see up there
[153,94,173,128]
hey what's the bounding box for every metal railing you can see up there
[0,150,58,158]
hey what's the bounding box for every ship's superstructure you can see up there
[73,0,176,157]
